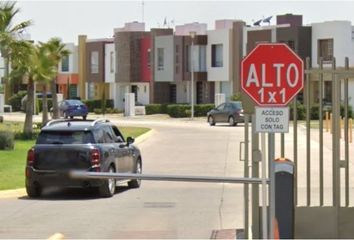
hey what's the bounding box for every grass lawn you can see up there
[0,123,150,191]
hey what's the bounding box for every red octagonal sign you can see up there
[241,43,304,106]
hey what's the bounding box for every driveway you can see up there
[0,115,246,239]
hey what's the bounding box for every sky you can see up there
[12,0,354,44]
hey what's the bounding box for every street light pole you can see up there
[190,31,196,119]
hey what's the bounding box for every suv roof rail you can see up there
[45,119,69,127]
[91,118,110,126]
[45,118,90,127]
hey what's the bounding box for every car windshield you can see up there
[66,100,83,105]
[36,131,94,144]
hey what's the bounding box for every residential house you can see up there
[57,43,79,99]
[311,20,354,108]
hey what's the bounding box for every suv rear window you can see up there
[36,131,94,144]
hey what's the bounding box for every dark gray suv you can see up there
[25,119,142,198]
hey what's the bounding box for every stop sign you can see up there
[241,43,304,106]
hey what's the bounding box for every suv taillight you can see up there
[27,149,35,166]
[90,148,101,169]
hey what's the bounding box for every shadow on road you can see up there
[211,124,245,128]
[18,186,130,201]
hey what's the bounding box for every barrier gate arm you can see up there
[70,171,269,185]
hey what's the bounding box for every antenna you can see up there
[142,1,145,23]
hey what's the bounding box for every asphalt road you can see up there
[0,119,246,239]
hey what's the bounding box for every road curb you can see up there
[47,233,65,240]
[134,129,154,144]
[0,188,26,199]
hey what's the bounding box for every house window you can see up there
[186,45,190,72]
[211,44,223,67]
[61,55,69,72]
[91,51,99,74]
[157,48,164,71]
[318,39,333,62]
[199,45,206,72]
[110,51,114,73]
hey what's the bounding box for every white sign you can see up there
[255,107,289,133]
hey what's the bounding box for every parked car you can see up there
[25,118,142,198]
[207,101,244,126]
[58,99,88,120]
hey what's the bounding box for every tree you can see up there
[0,1,32,102]
[10,40,57,135]
[43,38,70,119]
[36,42,58,124]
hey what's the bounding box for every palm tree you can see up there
[36,42,58,124]
[9,40,35,135]
[0,1,32,102]
[43,38,70,119]
[10,40,57,135]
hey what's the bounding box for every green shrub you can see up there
[340,104,353,118]
[145,104,162,115]
[93,108,103,114]
[14,131,39,140]
[194,104,215,117]
[37,99,53,113]
[167,104,190,118]
[8,91,27,112]
[83,99,114,112]
[0,131,14,150]
[289,103,306,120]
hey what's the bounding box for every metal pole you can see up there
[268,133,275,239]
[70,171,268,184]
[280,133,285,158]
[261,132,268,239]
[305,57,311,206]
[332,57,340,238]
[293,97,298,206]
[252,114,260,239]
[319,58,324,206]
[344,57,349,207]
[190,35,194,119]
[244,114,250,239]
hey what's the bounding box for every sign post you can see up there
[241,43,304,239]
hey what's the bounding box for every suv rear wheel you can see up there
[26,183,41,198]
[99,165,116,198]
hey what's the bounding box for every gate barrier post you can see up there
[274,158,294,239]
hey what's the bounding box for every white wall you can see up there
[114,84,129,110]
[155,35,174,82]
[135,83,150,105]
[207,29,232,82]
[105,43,115,83]
[176,81,188,103]
[175,23,207,36]
[215,82,232,100]
[312,21,354,67]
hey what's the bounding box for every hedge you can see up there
[82,99,114,112]
[37,99,53,113]
[289,103,353,120]
[8,91,27,112]
[0,131,14,150]
[145,103,215,118]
